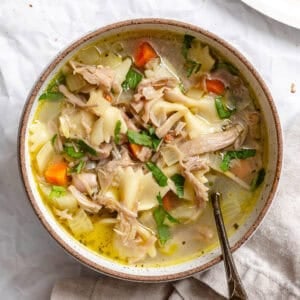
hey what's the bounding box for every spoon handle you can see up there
[211,192,248,300]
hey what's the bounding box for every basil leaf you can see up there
[114,120,122,145]
[49,185,66,198]
[127,130,153,148]
[251,168,265,190]
[182,34,195,59]
[146,162,168,187]
[39,91,64,101]
[220,149,257,171]
[215,96,235,119]
[76,139,97,156]
[122,68,143,90]
[170,174,185,198]
[157,224,170,245]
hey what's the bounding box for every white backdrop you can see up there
[0,0,300,299]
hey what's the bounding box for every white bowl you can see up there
[18,19,283,282]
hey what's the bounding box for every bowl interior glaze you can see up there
[18,19,282,282]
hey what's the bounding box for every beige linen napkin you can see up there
[51,118,300,299]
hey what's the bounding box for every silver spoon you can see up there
[211,192,248,300]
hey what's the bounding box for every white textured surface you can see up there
[0,0,300,299]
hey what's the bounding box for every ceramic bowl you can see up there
[18,19,282,282]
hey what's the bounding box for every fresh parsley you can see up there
[153,193,179,245]
[146,162,168,187]
[215,96,235,119]
[63,139,97,159]
[122,68,143,90]
[51,134,57,146]
[170,174,185,198]
[220,149,257,172]
[182,34,195,59]
[39,72,65,101]
[114,120,122,145]
[185,59,201,78]
[39,91,64,101]
[127,129,161,150]
[69,160,85,174]
[49,185,66,199]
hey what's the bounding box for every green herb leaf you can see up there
[39,91,64,101]
[178,82,186,93]
[182,34,195,59]
[51,134,57,146]
[122,68,143,90]
[170,174,185,198]
[153,192,179,245]
[217,61,239,75]
[127,130,153,148]
[63,145,85,159]
[251,168,265,190]
[148,126,156,136]
[215,96,235,119]
[76,139,97,156]
[220,149,257,171]
[185,59,201,78]
[165,211,180,224]
[114,120,122,145]
[69,160,85,174]
[153,206,166,226]
[49,185,66,199]
[156,192,163,205]
[157,224,170,245]
[146,162,168,187]
[47,73,66,91]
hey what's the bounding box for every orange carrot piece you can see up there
[164,133,174,143]
[45,162,68,186]
[104,92,113,102]
[134,42,158,67]
[206,79,225,95]
[128,143,142,158]
[162,191,180,212]
[230,159,253,180]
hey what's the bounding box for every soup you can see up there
[29,30,265,266]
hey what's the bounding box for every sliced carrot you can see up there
[162,191,180,212]
[45,162,68,186]
[134,42,158,67]
[164,133,174,143]
[128,143,142,158]
[230,159,254,180]
[205,79,225,95]
[103,92,113,102]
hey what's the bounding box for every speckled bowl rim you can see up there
[18,18,283,282]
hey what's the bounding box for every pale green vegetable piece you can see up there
[100,52,122,68]
[66,73,86,92]
[36,141,55,173]
[113,57,132,87]
[77,47,100,65]
[68,209,93,236]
